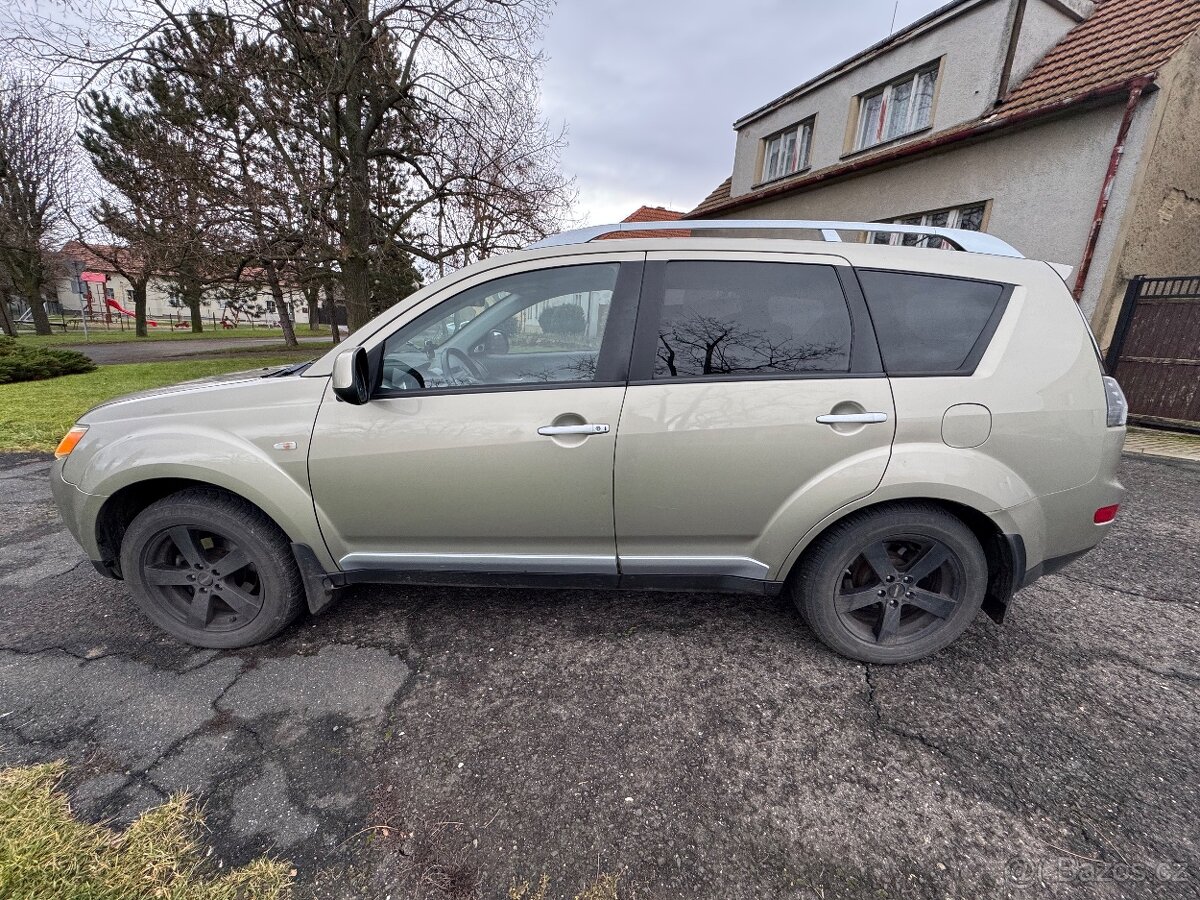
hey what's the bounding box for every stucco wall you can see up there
[728,0,1083,198]
[1093,32,1200,347]
[1006,0,1080,89]
[715,98,1154,319]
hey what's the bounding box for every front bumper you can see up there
[50,458,109,569]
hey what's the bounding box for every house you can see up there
[599,206,691,238]
[688,0,1200,366]
[52,242,312,327]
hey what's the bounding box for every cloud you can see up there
[541,0,950,224]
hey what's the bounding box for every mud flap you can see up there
[291,543,344,615]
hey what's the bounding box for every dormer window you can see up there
[854,62,939,151]
[760,118,814,183]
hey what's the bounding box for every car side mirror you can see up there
[481,330,509,356]
[331,347,370,404]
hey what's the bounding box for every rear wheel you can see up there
[119,488,305,648]
[791,503,986,663]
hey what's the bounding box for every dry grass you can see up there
[0,761,293,900]
[509,872,621,900]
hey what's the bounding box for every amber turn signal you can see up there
[54,426,88,459]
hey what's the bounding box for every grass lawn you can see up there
[0,354,299,452]
[16,325,331,346]
[0,762,292,899]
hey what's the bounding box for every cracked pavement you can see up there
[0,451,1197,899]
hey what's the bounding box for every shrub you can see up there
[0,336,96,384]
[538,303,586,336]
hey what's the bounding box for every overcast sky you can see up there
[540,0,949,225]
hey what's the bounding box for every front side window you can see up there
[855,63,939,151]
[380,263,619,393]
[652,261,852,379]
[761,118,814,182]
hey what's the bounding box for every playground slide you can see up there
[105,298,158,326]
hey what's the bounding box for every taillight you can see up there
[1102,376,1128,427]
[1094,504,1120,524]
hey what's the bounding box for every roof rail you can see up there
[528,219,1024,258]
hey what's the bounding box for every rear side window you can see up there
[856,270,1008,375]
[653,261,852,378]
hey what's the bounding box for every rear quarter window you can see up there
[856,269,1009,375]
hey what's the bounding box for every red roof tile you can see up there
[596,205,691,239]
[998,0,1200,116]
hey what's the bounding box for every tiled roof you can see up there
[689,178,733,217]
[688,0,1200,218]
[59,241,144,276]
[596,205,691,238]
[997,0,1200,116]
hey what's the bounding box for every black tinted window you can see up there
[653,261,852,378]
[857,270,1006,374]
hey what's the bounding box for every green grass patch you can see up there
[0,355,297,452]
[0,761,293,899]
[16,325,330,346]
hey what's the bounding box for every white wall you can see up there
[53,274,312,325]
[728,0,1083,198]
[714,98,1156,320]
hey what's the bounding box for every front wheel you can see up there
[119,488,306,649]
[791,503,987,664]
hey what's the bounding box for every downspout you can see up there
[1073,77,1153,301]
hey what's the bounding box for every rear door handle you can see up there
[537,423,610,436]
[816,412,889,425]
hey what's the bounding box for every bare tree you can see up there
[10,0,574,334]
[0,71,77,336]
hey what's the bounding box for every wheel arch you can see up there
[93,473,332,577]
[780,496,1023,624]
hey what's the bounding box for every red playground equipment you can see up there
[104,298,157,326]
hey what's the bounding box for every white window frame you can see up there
[760,118,814,183]
[871,202,989,248]
[854,62,939,152]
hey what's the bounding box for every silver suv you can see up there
[51,220,1128,663]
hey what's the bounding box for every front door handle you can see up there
[537,423,610,436]
[816,412,889,425]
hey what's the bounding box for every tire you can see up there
[119,488,306,649]
[790,503,987,664]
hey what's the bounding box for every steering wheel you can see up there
[442,347,484,382]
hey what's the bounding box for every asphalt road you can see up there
[1,452,1196,899]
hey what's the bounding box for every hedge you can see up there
[0,336,97,384]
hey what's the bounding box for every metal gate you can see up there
[1105,275,1200,431]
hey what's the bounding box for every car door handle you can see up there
[816,412,889,425]
[537,423,610,436]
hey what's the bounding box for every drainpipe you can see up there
[1073,77,1153,301]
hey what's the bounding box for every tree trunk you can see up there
[133,279,149,337]
[265,262,299,349]
[0,295,15,337]
[323,282,340,345]
[305,281,320,332]
[23,273,52,336]
[181,277,204,332]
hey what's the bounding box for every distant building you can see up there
[688,0,1200,354]
[52,241,311,327]
[599,206,691,238]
